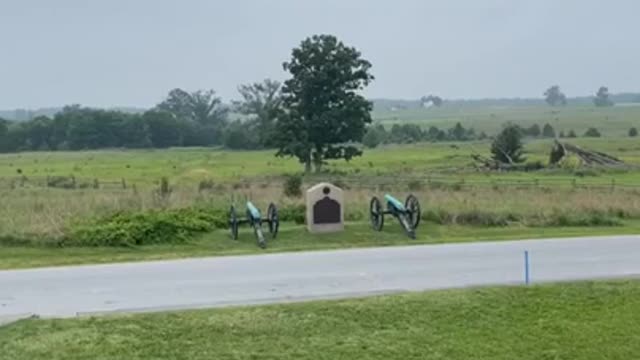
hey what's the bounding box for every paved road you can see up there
[2,235,640,319]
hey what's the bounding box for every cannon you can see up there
[369,194,421,239]
[229,202,279,248]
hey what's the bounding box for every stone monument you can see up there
[306,182,344,233]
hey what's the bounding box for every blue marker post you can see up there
[524,250,530,285]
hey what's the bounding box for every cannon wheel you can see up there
[405,194,421,230]
[229,205,239,240]
[369,196,384,231]
[267,203,279,238]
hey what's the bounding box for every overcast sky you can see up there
[1,0,638,109]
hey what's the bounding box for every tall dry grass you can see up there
[2,181,640,240]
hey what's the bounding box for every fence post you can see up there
[524,250,531,285]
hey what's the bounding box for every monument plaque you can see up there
[306,182,344,233]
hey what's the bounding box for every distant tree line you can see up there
[0,80,283,153]
[361,122,486,148]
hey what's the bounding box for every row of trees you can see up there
[0,83,282,152]
[0,35,374,173]
[362,122,485,148]
[544,85,614,107]
[0,34,629,173]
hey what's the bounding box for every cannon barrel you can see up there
[246,201,261,221]
[384,194,405,211]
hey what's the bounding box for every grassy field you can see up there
[2,137,640,186]
[1,103,639,269]
[2,279,640,359]
[375,103,640,137]
[3,221,640,270]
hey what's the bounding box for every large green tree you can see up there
[594,86,614,107]
[544,85,567,106]
[275,34,374,172]
[235,79,282,147]
[157,89,228,145]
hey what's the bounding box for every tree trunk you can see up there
[304,158,312,173]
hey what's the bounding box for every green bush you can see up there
[66,207,226,247]
[46,176,77,189]
[283,174,303,198]
[278,204,306,224]
[529,210,621,227]
[584,128,601,138]
[407,180,424,191]
[198,179,215,192]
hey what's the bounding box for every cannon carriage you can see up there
[229,202,279,248]
[369,194,421,239]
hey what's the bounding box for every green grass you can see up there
[3,221,640,270]
[3,279,640,359]
[3,137,640,187]
[375,103,640,137]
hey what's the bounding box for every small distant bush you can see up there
[629,127,638,137]
[584,128,601,137]
[542,123,556,138]
[534,211,620,227]
[567,130,577,138]
[283,174,303,198]
[46,176,76,189]
[198,179,215,192]
[523,161,545,172]
[156,177,172,198]
[362,127,383,148]
[407,180,424,191]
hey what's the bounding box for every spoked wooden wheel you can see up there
[267,203,279,238]
[405,194,421,230]
[370,196,384,231]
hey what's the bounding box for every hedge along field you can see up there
[2,137,640,187]
[375,103,640,137]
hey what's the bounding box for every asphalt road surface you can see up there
[2,235,640,320]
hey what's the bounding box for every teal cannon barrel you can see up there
[369,194,421,239]
[246,201,261,221]
[384,194,405,212]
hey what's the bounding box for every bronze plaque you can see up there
[313,197,341,224]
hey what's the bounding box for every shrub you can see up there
[542,123,556,138]
[198,179,215,192]
[46,176,76,189]
[407,180,424,191]
[584,128,601,137]
[278,204,305,224]
[66,207,226,247]
[523,161,545,172]
[567,130,577,138]
[362,127,383,148]
[629,127,638,137]
[283,174,303,198]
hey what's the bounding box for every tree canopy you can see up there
[594,86,614,107]
[235,79,282,148]
[274,34,374,172]
[544,85,567,106]
[491,124,525,164]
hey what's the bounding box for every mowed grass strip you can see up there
[3,221,640,270]
[2,280,640,359]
